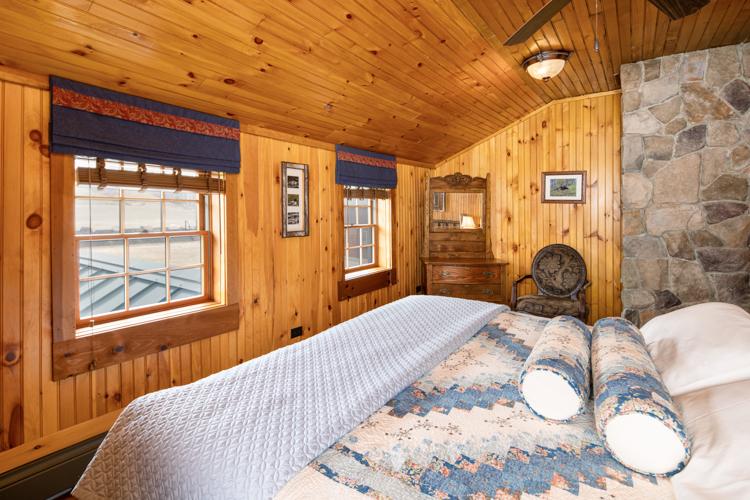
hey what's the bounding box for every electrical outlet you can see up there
[290,326,303,339]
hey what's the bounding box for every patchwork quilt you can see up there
[278,311,674,499]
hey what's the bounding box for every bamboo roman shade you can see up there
[50,76,240,174]
[335,144,397,189]
[76,158,225,194]
[343,186,390,199]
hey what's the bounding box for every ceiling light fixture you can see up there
[522,51,571,81]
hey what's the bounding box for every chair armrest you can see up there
[573,281,591,322]
[513,274,534,286]
[511,274,533,310]
[571,280,591,300]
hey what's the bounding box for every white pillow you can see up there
[671,379,750,500]
[640,303,750,397]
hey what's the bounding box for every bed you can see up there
[72,296,750,499]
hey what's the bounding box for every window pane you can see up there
[346,248,360,269]
[362,227,373,245]
[165,191,199,200]
[79,277,125,319]
[344,206,356,226]
[170,235,202,268]
[357,207,369,225]
[122,186,162,199]
[170,267,203,300]
[165,201,199,231]
[75,199,120,235]
[79,239,124,277]
[124,200,162,233]
[346,227,360,247]
[75,184,120,197]
[362,246,374,265]
[128,272,167,308]
[128,237,166,271]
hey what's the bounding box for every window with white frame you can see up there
[74,156,221,327]
[343,197,378,271]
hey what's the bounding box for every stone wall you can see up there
[621,43,750,326]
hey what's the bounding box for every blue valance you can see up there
[335,144,397,189]
[50,76,240,173]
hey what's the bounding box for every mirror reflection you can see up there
[431,192,484,230]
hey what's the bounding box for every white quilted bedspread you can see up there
[73,296,504,500]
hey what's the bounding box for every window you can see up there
[52,155,239,381]
[344,197,377,271]
[75,158,212,326]
[338,188,397,299]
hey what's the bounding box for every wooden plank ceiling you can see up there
[0,0,748,164]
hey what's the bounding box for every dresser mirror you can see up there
[431,192,484,231]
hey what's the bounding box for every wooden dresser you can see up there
[422,172,508,304]
[424,258,505,303]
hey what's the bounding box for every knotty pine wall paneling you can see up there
[433,91,622,321]
[0,74,426,465]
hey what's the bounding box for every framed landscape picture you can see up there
[281,162,309,237]
[541,171,586,204]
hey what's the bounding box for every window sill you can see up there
[338,268,397,301]
[345,266,388,281]
[75,301,227,338]
[53,302,240,380]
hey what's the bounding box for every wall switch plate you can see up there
[291,326,303,339]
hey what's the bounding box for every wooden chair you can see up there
[510,244,590,322]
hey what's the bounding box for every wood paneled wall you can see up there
[0,76,426,463]
[433,91,622,321]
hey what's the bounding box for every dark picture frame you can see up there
[541,171,587,204]
[281,162,309,237]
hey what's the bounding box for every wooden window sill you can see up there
[53,302,240,381]
[338,268,397,300]
[345,266,388,280]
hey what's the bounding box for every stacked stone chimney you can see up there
[620,43,750,326]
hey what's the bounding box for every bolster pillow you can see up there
[592,317,691,476]
[519,315,591,421]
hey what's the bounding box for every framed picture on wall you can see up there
[281,162,309,237]
[541,171,586,204]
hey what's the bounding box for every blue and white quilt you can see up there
[279,311,674,499]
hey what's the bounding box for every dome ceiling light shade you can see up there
[522,51,571,81]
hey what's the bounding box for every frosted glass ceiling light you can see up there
[523,51,570,81]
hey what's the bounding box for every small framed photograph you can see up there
[542,171,586,204]
[432,192,446,212]
[281,162,309,237]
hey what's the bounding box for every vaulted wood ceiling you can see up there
[0,0,748,164]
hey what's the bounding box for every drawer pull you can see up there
[438,288,450,295]
[482,289,494,296]
[483,271,495,278]
[440,271,450,277]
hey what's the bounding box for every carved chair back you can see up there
[531,244,587,298]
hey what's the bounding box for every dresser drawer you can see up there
[433,284,502,301]
[431,265,502,284]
